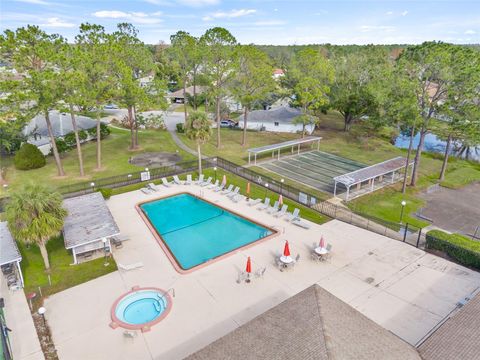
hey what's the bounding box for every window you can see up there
[274,122,279,126]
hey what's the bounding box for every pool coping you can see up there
[135,191,279,274]
[109,286,173,332]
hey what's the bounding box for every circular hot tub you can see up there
[110,287,172,332]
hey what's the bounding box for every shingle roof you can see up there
[243,106,302,124]
[0,221,22,266]
[63,192,120,249]
[169,86,207,98]
[419,291,480,360]
[186,285,420,360]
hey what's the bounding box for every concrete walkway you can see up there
[43,185,480,360]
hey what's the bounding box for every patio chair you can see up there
[267,200,280,214]
[200,177,213,187]
[141,187,153,194]
[255,267,267,278]
[232,194,246,203]
[285,208,300,222]
[117,262,144,271]
[123,330,138,338]
[221,184,234,195]
[148,183,160,191]
[257,198,271,211]
[236,271,247,284]
[208,180,219,189]
[185,174,193,185]
[247,198,262,207]
[173,175,184,185]
[214,183,225,192]
[227,187,240,199]
[295,254,301,263]
[274,205,288,218]
[194,174,205,185]
[292,218,311,229]
[161,177,172,187]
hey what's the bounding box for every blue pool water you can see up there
[140,193,273,270]
[115,290,168,325]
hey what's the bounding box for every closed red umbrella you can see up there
[278,195,283,206]
[320,236,325,249]
[283,241,291,257]
[246,256,252,274]
[221,174,227,186]
[246,182,251,197]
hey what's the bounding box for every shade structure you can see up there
[320,236,325,249]
[246,182,251,196]
[221,175,227,186]
[246,257,252,273]
[283,241,291,257]
[278,195,283,206]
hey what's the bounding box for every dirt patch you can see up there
[129,152,182,168]
[417,182,480,237]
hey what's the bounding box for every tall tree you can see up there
[231,45,276,146]
[286,48,334,137]
[200,27,237,148]
[75,23,116,170]
[185,111,211,174]
[0,26,66,176]
[6,183,67,270]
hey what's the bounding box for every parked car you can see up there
[220,119,238,128]
[104,103,119,109]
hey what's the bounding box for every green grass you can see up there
[426,230,480,269]
[2,127,194,195]
[19,236,117,308]
[440,163,480,189]
[173,104,206,113]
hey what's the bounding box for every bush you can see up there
[98,188,112,200]
[64,130,88,148]
[426,230,480,269]
[14,143,46,170]
[51,138,69,155]
[176,123,185,133]
[87,123,110,140]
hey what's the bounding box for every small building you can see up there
[238,106,314,134]
[168,86,207,104]
[272,68,284,79]
[0,222,24,290]
[63,192,120,264]
[24,110,97,155]
[187,285,421,360]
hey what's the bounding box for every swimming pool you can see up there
[139,193,275,271]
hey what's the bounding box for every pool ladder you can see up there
[162,287,175,298]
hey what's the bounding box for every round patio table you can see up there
[279,255,294,264]
[314,247,328,255]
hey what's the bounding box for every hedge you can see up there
[426,230,480,269]
[14,143,46,170]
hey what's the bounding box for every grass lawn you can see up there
[2,127,194,195]
[440,162,480,189]
[19,236,117,308]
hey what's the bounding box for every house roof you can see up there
[334,157,414,186]
[25,110,97,146]
[419,291,480,360]
[0,222,22,266]
[168,86,207,99]
[63,192,120,249]
[242,106,302,125]
[186,285,420,360]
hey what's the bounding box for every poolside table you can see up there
[314,247,328,255]
[279,255,294,264]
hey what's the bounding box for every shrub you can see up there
[98,188,112,200]
[51,138,69,154]
[87,123,110,139]
[64,130,88,148]
[176,123,185,133]
[14,143,46,170]
[426,230,480,269]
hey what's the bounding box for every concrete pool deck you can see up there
[44,185,480,359]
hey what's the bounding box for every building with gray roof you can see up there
[0,222,24,289]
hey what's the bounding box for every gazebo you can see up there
[0,222,24,289]
[63,192,120,264]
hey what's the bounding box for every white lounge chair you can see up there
[141,187,153,194]
[195,174,204,185]
[173,175,184,185]
[267,201,280,214]
[221,184,234,195]
[285,208,300,221]
[148,183,160,191]
[227,186,240,199]
[292,218,310,229]
[201,177,213,187]
[208,180,219,189]
[274,204,288,218]
[258,198,271,211]
[255,267,267,278]
[214,183,225,192]
[232,194,246,203]
[118,262,144,271]
[185,174,193,185]
[161,177,172,187]
[247,198,262,206]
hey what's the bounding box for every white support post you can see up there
[391,171,395,183]
[291,146,294,154]
[333,181,337,197]
[317,140,320,151]
[248,152,251,165]
[16,260,24,288]
[277,149,280,160]
[346,186,350,202]
[297,144,300,154]
[73,247,78,264]
[371,178,375,192]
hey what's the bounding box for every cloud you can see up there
[465,29,476,34]
[386,11,393,15]
[401,10,408,16]
[15,0,52,5]
[92,10,163,24]
[202,9,256,21]
[177,0,219,6]
[93,10,129,18]
[360,25,395,33]
[254,20,286,26]
[41,17,75,28]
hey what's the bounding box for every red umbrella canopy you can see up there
[320,236,325,249]
[283,241,291,257]
[221,175,227,186]
[278,195,283,205]
[246,256,252,273]
[246,182,251,195]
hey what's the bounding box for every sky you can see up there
[1,0,479,45]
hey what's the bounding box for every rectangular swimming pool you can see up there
[139,193,274,271]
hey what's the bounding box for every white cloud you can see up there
[465,29,476,34]
[254,20,286,26]
[401,10,408,16]
[92,10,163,24]
[177,0,219,6]
[386,11,393,15]
[41,17,75,28]
[360,25,395,33]
[15,0,52,5]
[93,10,129,18]
[203,9,256,21]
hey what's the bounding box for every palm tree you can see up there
[185,111,212,175]
[5,183,67,271]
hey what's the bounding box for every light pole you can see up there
[400,200,407,223]
[265,183,269,198]
[90,182,95,192]
[214,167,217,182]
[280,178,284,195]
[38,306,46,328]
[102,238,109,267]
